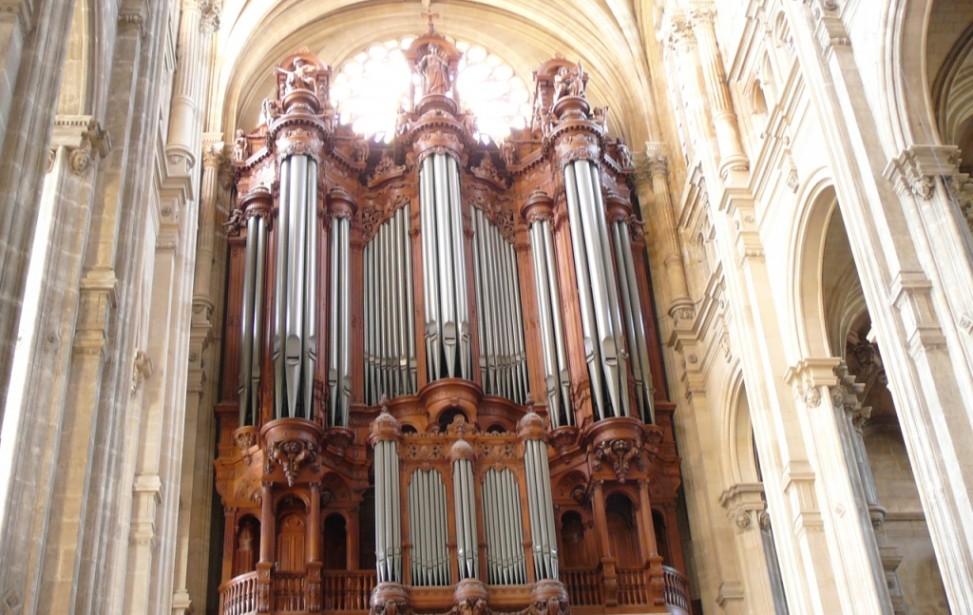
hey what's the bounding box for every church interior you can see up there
[1,1,972,614]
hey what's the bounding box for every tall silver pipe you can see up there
[482,471,495,582]
[564,164,607,419]
[407,471,418,584]
[283,156,308,417]
[251,218,267,421]
[448,157,471,379]
[274,159,291,419]
[497,470,513,583]
[420,157,441,379]
[529,222,560,425]
[614,221,654,422]
[328,221,340,423]
[434,154,457,378]
[339,218,351,424]
[375,443,388,581]
[435,471,448,584]
[239,215,258,426]
[524,442,543,578]
[392,208,405,393]
[572,160,626,418]
[364,242,373,403]
[403,205,418,390]
[472,210,489,386]
[303,162,318,419]
[542,222,572,425]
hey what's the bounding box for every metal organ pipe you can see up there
[374,440,402,583]
[408,469,449,585]
[564,160,629,420]
[613,220,655,422]
[420,153,471,381]
[363,205,417,405]
[272,155,319,420]
[524,438,559,580]
[472,207,529,403]
[238,212,266,426]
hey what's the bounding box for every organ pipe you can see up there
[328,213,351,426]
[612,220,655,422]
[374,439,402,583]
[273,155,319,420]
[524,438,559,580]
[564,160,629,420]
[408,469,449,585]
[527,217,572,426]
[472,208,529,403]
[420,153,471,381]
[363,206,417,404]
[238,212,266,426]
[482,468,527,584]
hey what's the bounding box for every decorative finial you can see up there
[421,9,439,32]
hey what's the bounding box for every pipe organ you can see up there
[215,30,689,615]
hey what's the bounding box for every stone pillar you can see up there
[686,3,748,180]
[633,147,693,323]
[0,0,77,417]
[0,115,107,615]
[171,136,225,615]
[719,483,777,614]
[166,0,220,172]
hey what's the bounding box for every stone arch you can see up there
[787,172,839,359]
[720,368,759,488]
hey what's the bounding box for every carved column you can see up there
[307,482,323,611]
[687,4,748,179]
[591,481,617,605]
[166,0,220,172]
[634,147,693,323]
[257,482,275,612]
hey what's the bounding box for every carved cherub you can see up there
[232,129,249,162]
[261,97,281,124]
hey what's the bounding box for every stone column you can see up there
[0,115,107,615]
[166,0,220,172]
[719,483,777,614]
[686,3,748,179]
[0,0,77,414]
[633,147,693,324]
[171,136,225,615]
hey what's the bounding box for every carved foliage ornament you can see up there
[592,437,644,482]
[265,439,320,486]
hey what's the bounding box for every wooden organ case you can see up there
[216,30,691,615]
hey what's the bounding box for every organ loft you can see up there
[216,27,689,615]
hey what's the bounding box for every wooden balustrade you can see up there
[616,566,651,606]
[561,567,603,606]
[663,565,691,612]
[272,572,306,611]
[218,571,258,615]
[322,570,378,611]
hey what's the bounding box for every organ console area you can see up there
[215,26,690,615]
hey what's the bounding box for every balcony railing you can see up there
[218,571,258,615]
[218,565,689,614]
[662,565,691,613]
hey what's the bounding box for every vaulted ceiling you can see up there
[211,0,664,146]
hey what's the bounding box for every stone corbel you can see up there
[810,0,849,58]
[132,349,153,393]
[719,482,767,533]
[785,357,841,409]
[52,116,111,176]
[884,144,962,201]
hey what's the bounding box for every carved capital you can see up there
[664,14,696,52]
[592,437,643,482]
[719,482,766,533]
[198,0,220,33]
[785,358,841,409]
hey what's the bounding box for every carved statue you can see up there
[277,57,317,94]
[616,138,633,168]
[553,64,588,101]
[261,97,281,124]
[232,129,249,162]
[353,136,369,165]
[418,44,450,95]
